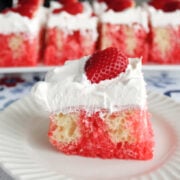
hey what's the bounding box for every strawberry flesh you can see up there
[15,4,38,18]
[85,47,128,84]
[58,0,78,5]
[106,0,135,12]
[163,1,180,12]
[3,4,37,18]
[98,0,135,12]
[149,0,165,9]
[53,2,83,15]
[149,0,180,12]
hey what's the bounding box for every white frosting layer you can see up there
[148,6,180,27]
[94,2,149,31]
[0,7,47,35]
[32,57,147,114]
[101,8,149,31]
[93,1,108,16]
[47,2,98,40]
[50,1,62,10]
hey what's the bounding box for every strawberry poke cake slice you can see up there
[0,0,46,67]
[148,0,180,64]
[32,47,154,160]
[44,0,98,66]
[94,0,149,63]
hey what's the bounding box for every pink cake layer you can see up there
[44,28,97,65]
[0,31,43,67]
[48,107,154,160]
[149,26,180,64]
[99,23,149,63]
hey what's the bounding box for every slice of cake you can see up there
[148,0,180,64]
[44,0,98,66]
[94,0,149,63]
[0,0,46,67]
[32,47,154,160]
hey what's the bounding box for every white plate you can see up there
[1,65,180,74]
[0,91,180,180]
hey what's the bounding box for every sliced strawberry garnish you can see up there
[85,47,128,84]
[53,2,83,15]
[106,0,135,12]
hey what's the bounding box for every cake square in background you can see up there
[148,0,180,64]
[44,0,98,66]
[93,0,149,63]
[0,0,47,67]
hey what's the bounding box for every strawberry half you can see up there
[149,0,165,9]
[58,0,78,5]
[106,0,135,12]
[149,0,180,11]
[16,4,38,18]
[3,4,38,18]
[100,0,135,12]
[19,0,43,6]
[163,1,180,12]
[85,47,128,84]
[53,2,83,15]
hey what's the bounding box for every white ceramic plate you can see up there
[0,91,180,180]
[1,65,180,74]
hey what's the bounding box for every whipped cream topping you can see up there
[93,1,108,16]
[93,2,149,31]
[148,6,180,27]
[50,1,62,10]
[32,57,147,114]
[47,2,98,41]
[0,7,47,35]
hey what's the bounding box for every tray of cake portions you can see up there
[0,45,180,180]
[0,0,179,73]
